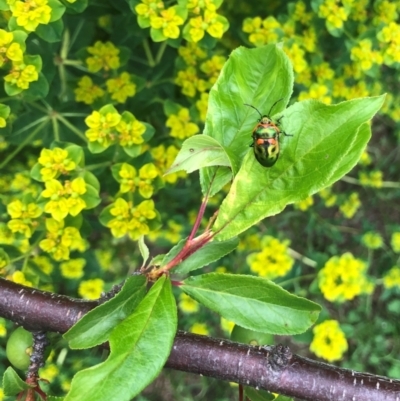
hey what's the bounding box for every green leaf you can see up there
[63,275,147,349]
[181,273,321,335]
[35,19,64,42]
[81,184,101,209]
[64,275,177,401]
[166,135,231,175]
[48,0,66,21]
[138,236,150,267]
[173,237,239,274]
[3,367,32,396]
[214,96,385,240]
[200,166,232,197]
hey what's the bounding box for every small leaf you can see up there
[173,237,239,274]
[64,275,177,401]
[166,135,231,175]
[181,273,321,335]
[138,236,150,267]
[63,275,146,349]
[3,367,32,396]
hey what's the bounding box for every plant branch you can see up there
[1,279,400,400]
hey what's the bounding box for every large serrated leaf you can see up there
[63,275,146,349]
[64,275,177,401]
[181,273,320,335]
[213,96,385,240]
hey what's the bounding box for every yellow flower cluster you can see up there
[0,29,23,67]
[294,195,314,211]
[377,22,400,66]
[105,198,157,240]
[60,258,86,279]
[310,320,348,362]
[361,231,383,250]
[9,0,52,32]
[85,108,146,150]
[242,16,281,47]
[41,177,87,222]
[7,199,42,238]
[351,39,383,71]
[179,293,199,313]
[38,147,76,181]
[318,252,373,302]
[106,72,136,103]
[391,232,400,253]
[383,267,400,289]
[74,76,105,105]
[86,41,120,72]
[359,171,383,188]
[4,61,39,90]
[39,218,86,261]
[318,0,349,30]
[175,66,209,97]
[246,236,294,279]
[319,187,337,207]
[339,192,361,219]
[78,278,104,300]
[118,163,159,198]
[166,108,199,140]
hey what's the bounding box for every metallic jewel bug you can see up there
[244,99,292,167]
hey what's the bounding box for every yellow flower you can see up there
[166,108,199,140]
[11,0,52,32]
[247,236,294,279]
[7,199,42,238]
[38,147,76,181]
[32,255,53,275]
[339,192,361,219]
[383,266,400,289]
[318,253,373,302]
[9,270,33,287]
[359,171,383,188]
[175,66,209,97]
[135,0,164,20]
[0,318,7,337]
[106,72,136,103]
[150,6,184,39]
[318,0,348,29]
[310,320,348,362]
[60,258,86,279]
[190,322,209,336]
[75,76,104,105]
[179,293,199,313]
[39,364,59,382]
[116,116,146,147]
[86,41,120,73]
[119,163,158,198]
[294,195,314,211]
[39,218,86,261]
[41,178,86,221]
[4,62,39,90]
[0,29,23,67]
[78,278,104,300]
[361,231,383,250]
[220,317,235,334]
[391,232,400,253]
[85,109,121,148]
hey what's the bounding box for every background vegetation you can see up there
[0,0,399,400]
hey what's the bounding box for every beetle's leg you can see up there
[282,130,293,137]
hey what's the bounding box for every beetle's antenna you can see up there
[244,103,262,118]
[268,98,284,116]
